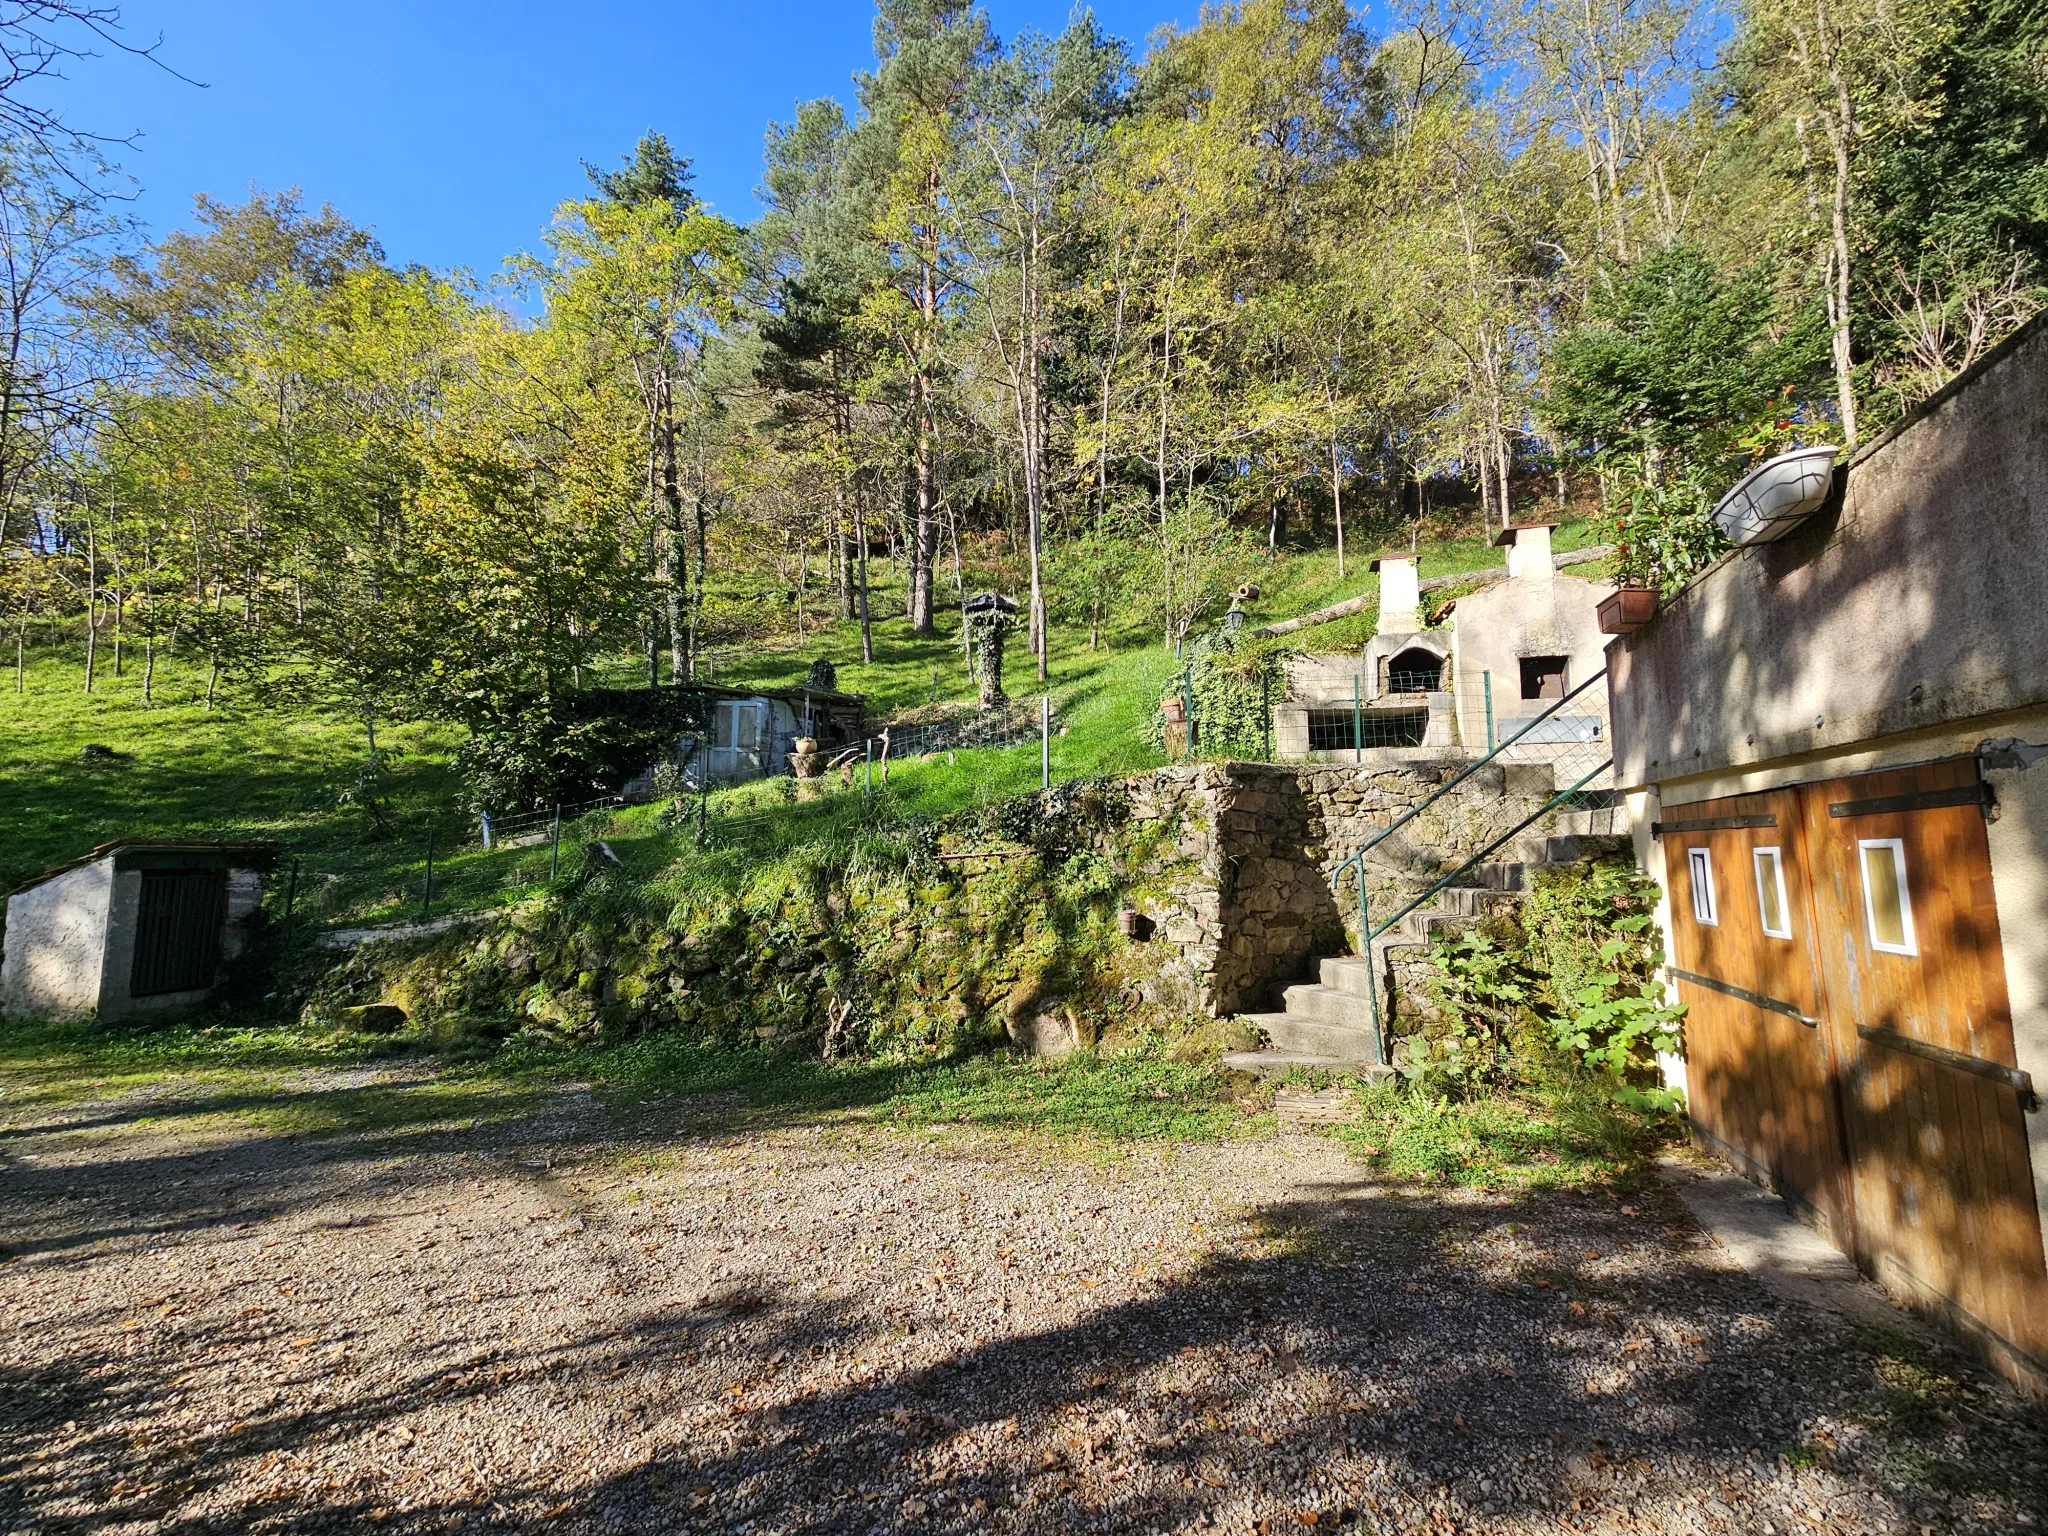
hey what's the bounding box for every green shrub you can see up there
[1401,927,1538,1093]
[1522,862,1685,1110]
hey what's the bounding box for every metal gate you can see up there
[1661,755,2048,1376]
[130,868,228,996]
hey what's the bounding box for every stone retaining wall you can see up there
[1122,760,1562,1016]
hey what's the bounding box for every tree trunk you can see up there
[1330,432,1345,578]
[910,182,940,636]
[1825,68,1860,446]
[645,524,661,689]
[690,475,708,678]
[655,364,690,681]
[82,520,97,693]
[854,477,874,664]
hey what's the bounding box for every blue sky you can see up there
[33,0,1195,274]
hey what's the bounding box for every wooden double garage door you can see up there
[1661,755,2048,1378]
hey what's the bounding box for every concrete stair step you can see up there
[1510,832,1633,865]
[1460,863,1527,893]
[1542,833,1631,862]
[1221,1049,1395,1082]
[1318,955,1376,997]
[1555,807,1626,838]
[1246,1009,1383,1061]
[1279,983,1377,1029]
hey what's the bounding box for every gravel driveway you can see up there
[2,1065,2042,1534]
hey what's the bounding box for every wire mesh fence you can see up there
[263,704,1064,933]
[1270,664,1614,796]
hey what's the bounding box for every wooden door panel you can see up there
[1796,757,2048,1372]
[1662,790,1851,1234]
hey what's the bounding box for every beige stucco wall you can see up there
[1449,572,1615,753]
[2,861,114,1021]
[1609,317,2048,791]
[1609,317,2048,1313]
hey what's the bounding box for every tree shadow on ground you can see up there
[5,1069,2044,1535]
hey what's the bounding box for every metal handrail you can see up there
[1363,758,1613,945]
[1337,758,1613,1055]
[1325,666,1610,1054]
[1331,665,1608,888]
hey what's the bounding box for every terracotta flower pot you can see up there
[1598,587,1659,635]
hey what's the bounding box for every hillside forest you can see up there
[3,0,2045,811]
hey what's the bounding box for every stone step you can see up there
[1555,805,1627,838]
[1279,982,1377,1029]
[1455,864,1526,895]
[1507,832,1632,865]
[1220,1049,1395,1082]
[1318,954,1376,997]
[1246,1008,1383,1061]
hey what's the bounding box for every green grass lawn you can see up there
[0,648,473,894]
[0,1011,1262,1147]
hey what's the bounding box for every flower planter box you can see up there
[1598,587,1659,635]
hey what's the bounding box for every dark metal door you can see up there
[130,869,227,996]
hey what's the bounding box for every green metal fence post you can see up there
[1354,859,1383,1063]
[1483,670,1495,752]
[865,739,873,797]
[1181,671,1195,761]
[1261,672,1272,761]
[422,830,435,919]
[549,804,562,880]
[1353,674,1363,763]
[1040,695,1050,790]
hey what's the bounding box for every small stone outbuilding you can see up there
[2,840,279,1023]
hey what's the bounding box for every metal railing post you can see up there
[1354,858,1383,1062]
[549,804,562,880]
[864,739,873,797]
[1353,674,1362,762]
[1261,672,1272,761]
[1183,671,1195,760]
[422,830,435,919]
[1483,670,1495,752]
[1040,695,1050,789]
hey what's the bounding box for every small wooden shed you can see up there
[2,839,279,1022]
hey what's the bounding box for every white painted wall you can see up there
[1,861,114,1021]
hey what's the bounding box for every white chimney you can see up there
[1369,553,1420,632]
[1495,523,1555,582]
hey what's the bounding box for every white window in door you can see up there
[1753,846,1792,939]
[1858,838,1918,956]
[1687,846,1718,926]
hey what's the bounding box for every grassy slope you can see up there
[1,519,1606,909]
[0,650,472,893]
